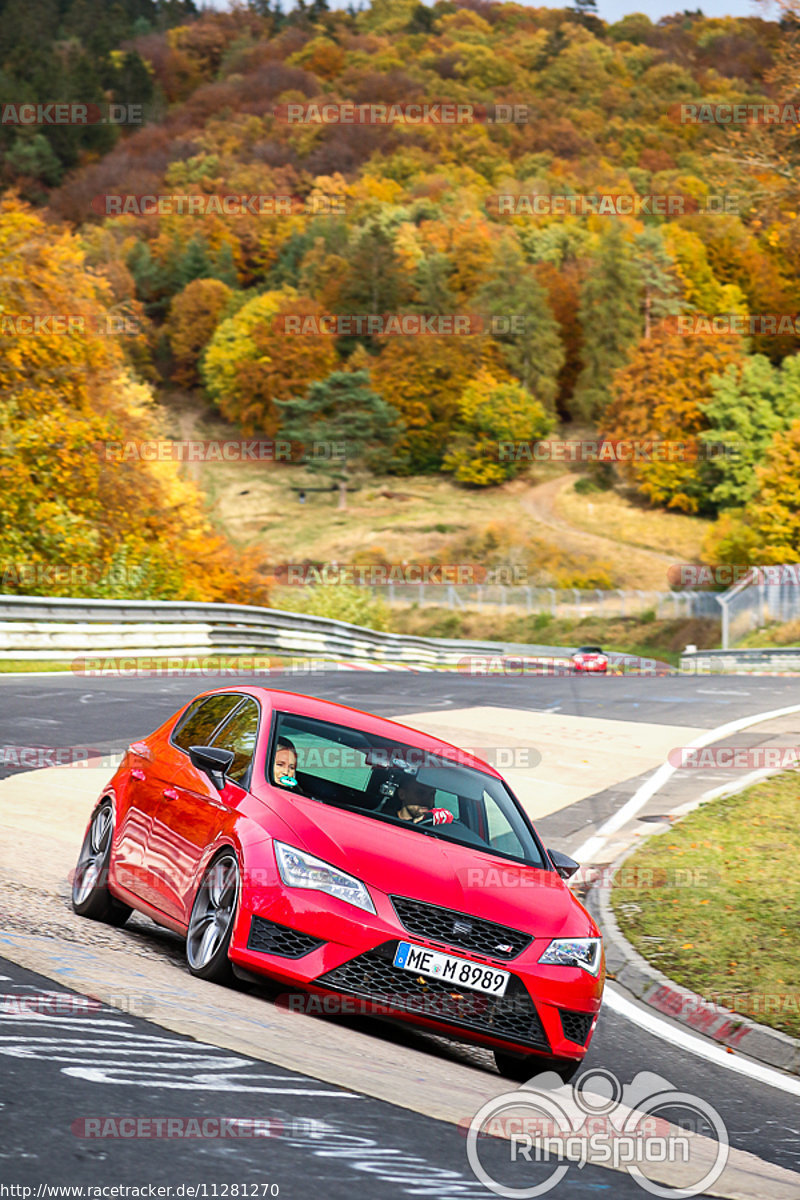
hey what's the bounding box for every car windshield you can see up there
[270,711,548,869]
[577,646,603,653]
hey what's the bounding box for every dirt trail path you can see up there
[521,475,674,590]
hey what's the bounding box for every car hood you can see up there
[258,792,594,940]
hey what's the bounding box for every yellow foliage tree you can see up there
[443,370,555,486]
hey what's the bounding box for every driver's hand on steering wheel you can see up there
[397,802,430,823]
[398,803,453,826]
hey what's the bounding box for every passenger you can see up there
[273,737,298,788]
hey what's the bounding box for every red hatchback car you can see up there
[72,688,604,1080]
[571,646,609,674]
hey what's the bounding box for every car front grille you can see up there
[247,915,324,958]
[316,942,549,1050]
[390,895,532,960]
[559,1009,595,1045]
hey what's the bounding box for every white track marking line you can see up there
[697,689,751,695]
[573,701,800,862]
[605,986,800,1098]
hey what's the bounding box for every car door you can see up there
[145,696,261,922]
[112,738,167,899]
[140,693,246,915]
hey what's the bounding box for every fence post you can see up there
[719,593,729,650]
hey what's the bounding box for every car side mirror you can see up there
[548,848,579,880]
[189,744,235,790]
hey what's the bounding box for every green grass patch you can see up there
[612,772,800,1039]
[737,621,800,649]
[0,660,76,673]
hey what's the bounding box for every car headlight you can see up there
[538,937,602,976]
[274,841,376,915]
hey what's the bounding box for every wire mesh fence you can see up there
[273,584,723,620]
[718,568,800,648]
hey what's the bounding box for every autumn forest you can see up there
[2,0,800,603]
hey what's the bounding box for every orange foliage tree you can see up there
[164,278,233,388]
[0,196,267,603]
[603,329,743,513]
[369,334,487,472]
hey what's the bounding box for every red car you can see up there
[571,645,609,674]
[72,688,604,1080]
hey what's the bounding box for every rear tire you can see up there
[72,801,132,926]
[186,851,240,984]
[494,1051,582,1084]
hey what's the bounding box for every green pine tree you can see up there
[178,235,214,288]
[339,223,409,316]
[572,223,641,422]
[127,240,168,313]
[700,355,800,509]
[212,242,239,289]
[413,253,456,313]
[633,228,682,340]
[275,371,402,510]
[476,239,565,410]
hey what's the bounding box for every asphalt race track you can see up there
[2,669,800,1198]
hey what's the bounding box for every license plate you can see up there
[393,941,509,996]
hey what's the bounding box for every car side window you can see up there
[211,698,260,784]
[172,694,243,752]
[484,790,527,858]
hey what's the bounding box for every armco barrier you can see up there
[0,596,792,673]
[0,595,518,666]
[0,597,663,671]
[0,598,456,664]
[681,647,800,673]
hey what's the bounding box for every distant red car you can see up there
[571,646,609,673]
[72,688,604,1080]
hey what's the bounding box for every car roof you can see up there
[189,685,503,778]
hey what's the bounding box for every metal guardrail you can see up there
[2,595,795,674]
[681,647,800,673]
[0,596,668,670]
[0,595,531,665]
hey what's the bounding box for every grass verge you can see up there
[554,478,711,560]
[611,771,800,1039]
[0,660,76,673]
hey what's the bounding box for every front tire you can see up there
[186,851,240,984]
[494,1051,582,1084]
[72,801,132,925]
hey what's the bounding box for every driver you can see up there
[392,778,454,826]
